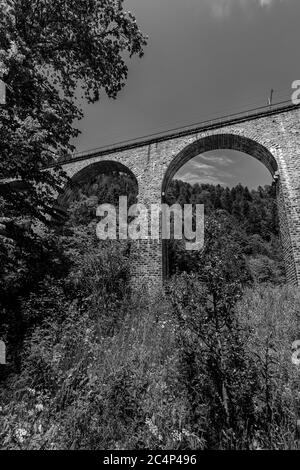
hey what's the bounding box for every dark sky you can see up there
[75,0,300,189]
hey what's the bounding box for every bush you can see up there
[236,284,300,449]
[1,279,300,449]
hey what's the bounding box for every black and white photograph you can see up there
[1,0,300,455]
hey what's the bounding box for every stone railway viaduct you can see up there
[56,103,300,289]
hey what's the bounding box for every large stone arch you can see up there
[161,134,278,193]
[161,133,296,284]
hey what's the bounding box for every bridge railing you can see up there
[56,99,298,165]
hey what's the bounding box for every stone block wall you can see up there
[60,105,300,288]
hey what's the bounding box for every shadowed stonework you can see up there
[57,104,300,289]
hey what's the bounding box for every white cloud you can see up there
[176,171,227,186]
[200,154,234,166]
[175,156,232,186]
[183,161,214,171]
[205,0,287,18]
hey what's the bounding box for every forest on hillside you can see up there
[166,180,285,284]
[59,172,286,283]
[1,172,300,450]
[1,0,300,452]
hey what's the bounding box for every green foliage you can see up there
[0,0,147,176]
[166,180,285,283]
[236,285,300,449]
[0,0,294,452]
[65,172,138,226]
[0,0,146,285]
[1,276,299,449]
[0,144,294,449]
[0,1,145,372]
[166,217,254,448]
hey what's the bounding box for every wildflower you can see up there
[171,430,182,441]
[15,428,28,443]
[145,417,162,440]
[252,439,262,450]
[35,403,44,412]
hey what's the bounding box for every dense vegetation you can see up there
[166,180,285,284]
[1,0,299,452]
[0,0,147,231]
[0,0,147,312]
[1,172,300,450]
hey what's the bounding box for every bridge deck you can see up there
[49,100,299,167]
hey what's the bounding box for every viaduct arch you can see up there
[57,104,300,289]
[57,160,138,209]
[161,134,280,280]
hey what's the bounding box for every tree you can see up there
[0,0,147,229]
[0,0,147,366]
[167,214,254,448]
[220,187,232,213]
[165,180,285,283]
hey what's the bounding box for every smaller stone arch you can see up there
[58,159,139,211]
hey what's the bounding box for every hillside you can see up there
[0,173,298,450]
[62,174,285,284]
[166,180,285,284]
